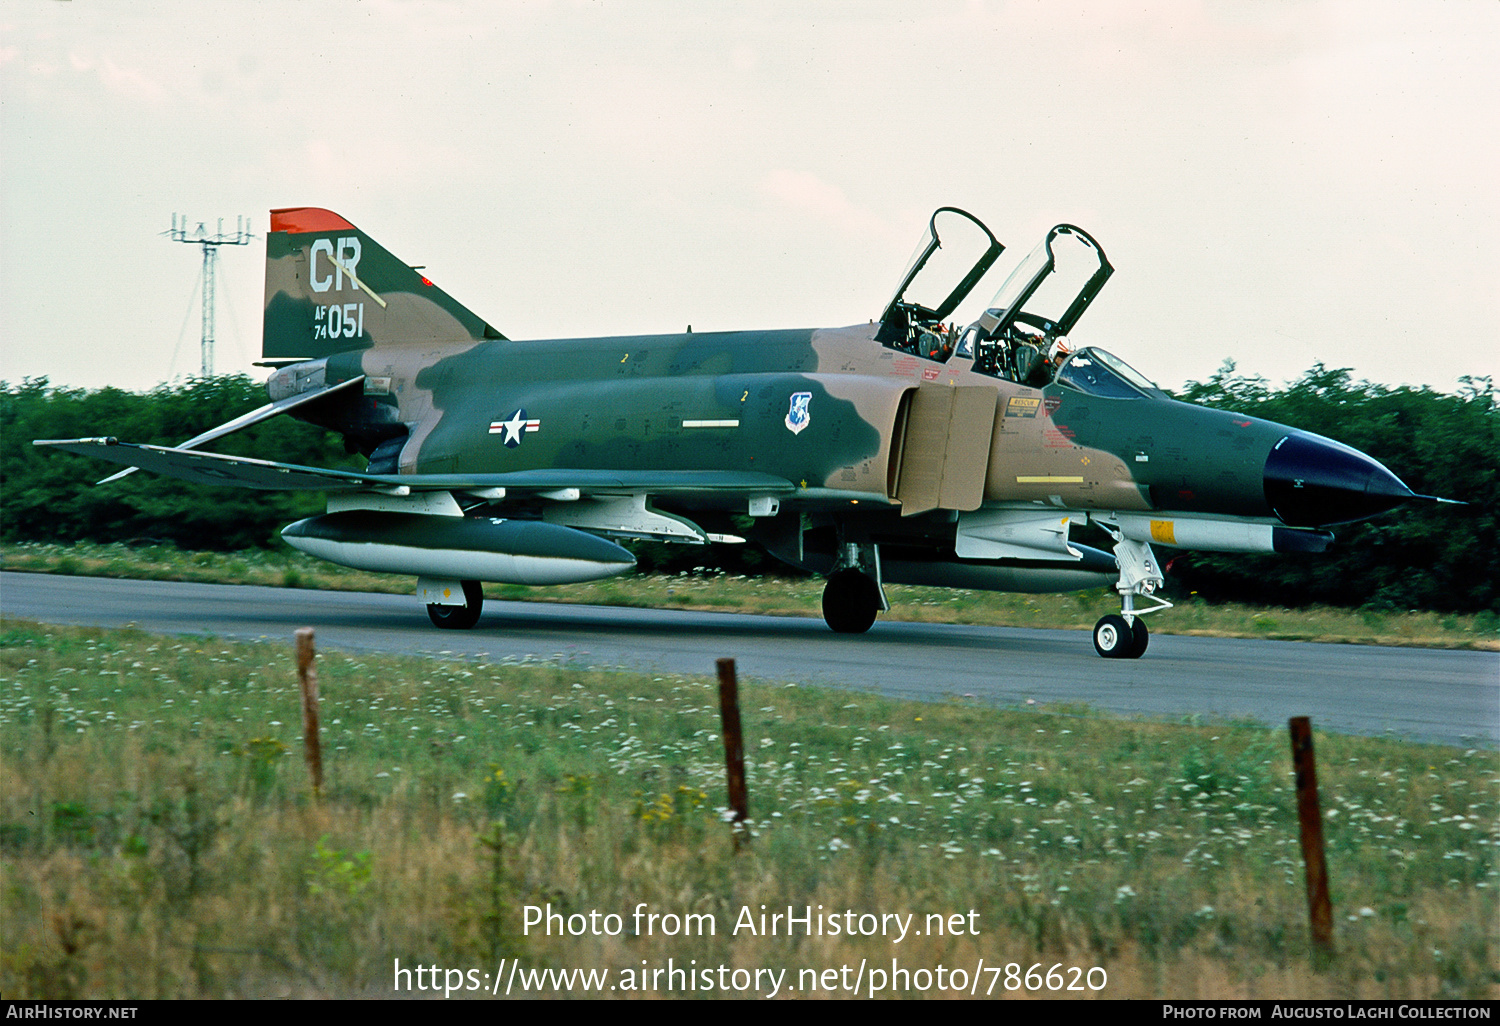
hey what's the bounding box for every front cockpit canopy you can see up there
[979,225,1112,340]
[1054,346,1162,399]
[876,207,1003,359]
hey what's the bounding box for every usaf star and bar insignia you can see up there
[489,409,541,448]
[492,395,814,446]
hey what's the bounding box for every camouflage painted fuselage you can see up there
[295,327,1287,523]
[257,205,1418,573]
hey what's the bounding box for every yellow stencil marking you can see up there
[1150,520,1176,545]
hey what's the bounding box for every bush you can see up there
[1,376,354,551]
[1169,366,1498,613]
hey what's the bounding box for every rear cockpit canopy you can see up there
[957,224,1113,386]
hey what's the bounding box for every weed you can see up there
[49,801,94,847]
[241,737,288,799]
[305,836,372,899]
[0,618,1493,999]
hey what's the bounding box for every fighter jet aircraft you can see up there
[36,206,1444,657]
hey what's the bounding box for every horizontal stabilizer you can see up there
[95,376,365,484]
[41,439,385,491]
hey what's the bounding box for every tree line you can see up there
[1168,364,1496,614]
[1,376,352,552]
[2,367,1494,612]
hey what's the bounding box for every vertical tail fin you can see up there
[262,207,504,361]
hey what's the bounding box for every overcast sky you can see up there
[3,1,1496,396]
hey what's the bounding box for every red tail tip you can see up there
[270,207,357,234]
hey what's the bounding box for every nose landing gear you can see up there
[1092,526,1171,659]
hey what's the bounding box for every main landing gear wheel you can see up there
[822,569,881,634]
[1094,614,1148,659]
[427,579,483,630]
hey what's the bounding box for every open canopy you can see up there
[976,224,1112,342]
[875,207,1003,354]
[953,224,1115,385]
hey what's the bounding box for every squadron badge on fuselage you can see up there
[785,392,812,435]
[489,409,540,448]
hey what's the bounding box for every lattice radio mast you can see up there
[165,214,254,377]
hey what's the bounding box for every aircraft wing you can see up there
[33,438,797,499]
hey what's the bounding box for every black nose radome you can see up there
[1264,432,1418,527]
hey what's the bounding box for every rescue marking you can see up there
[1005,396,1041,418]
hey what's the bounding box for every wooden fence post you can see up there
[715,658,748,832]
[296,628,323,797]
[1288,716,1333,954]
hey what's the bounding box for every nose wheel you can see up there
[1093,614,1149,659]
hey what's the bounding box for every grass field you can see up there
[4,541,1498,651]
[1,618,1494,999]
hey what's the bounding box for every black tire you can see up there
[427,579,483,630]
[1127,616,1149,658]
[1093,614,1133,658]
[822,569,880,634]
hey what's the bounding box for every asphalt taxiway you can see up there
[2,572,1495,747]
